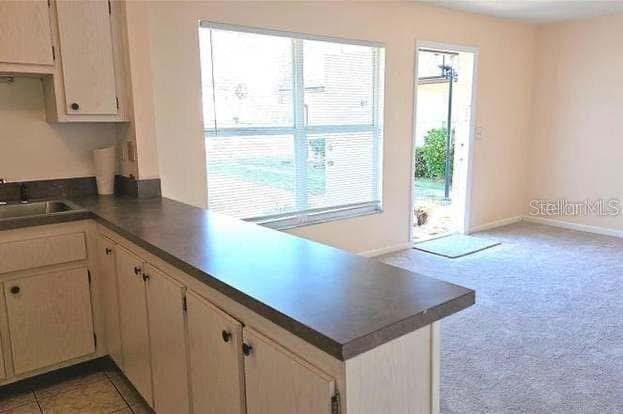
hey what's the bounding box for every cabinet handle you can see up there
[105,248,112,255]
[222,330,232,343]
[242,343,253,356]
[71,102,80,111]
[142,273,150,282]
[9,286,20,295]
[134,266,142,275]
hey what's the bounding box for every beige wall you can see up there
[0,77,116,182]
[144,1,535,252]
[117,0,160,180]
[529,13,623,232]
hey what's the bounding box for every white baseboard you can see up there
[523,216,623,239]
[468,216,523,233]
[358,242,412,258]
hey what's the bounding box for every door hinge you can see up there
[331,391,341,414]
[47,0,51,7]
[93,333,97,347]
[108,0,111,15]
[51,46,55,61]
[87,270,92,284]
[182,296,187,312]
[115,96,119,109]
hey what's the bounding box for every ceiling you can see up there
[419,0,623,23]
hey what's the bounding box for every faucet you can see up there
[0,178,7,205]
[20,183,29,204]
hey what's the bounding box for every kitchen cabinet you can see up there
[0,325,5,380]
[187,291,245,414]
[115,246,153,405]
[0,0,130,122]
[43,0,130,122]
[54,0,118,116]
[243,327,336,414]
[96,234,122,368]
[144,264,190,414]
[0,0,54,72]
[4,267,95,375]
[0,232,87,275]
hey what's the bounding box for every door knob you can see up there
[222,330,232,343]
[134,266,141,275]
[70,102,80,110]
[142,273,150,282]
[105,248,112,255]
[242,343,253,356]
[10,286,20,295]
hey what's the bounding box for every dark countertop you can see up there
[1,196,475,360]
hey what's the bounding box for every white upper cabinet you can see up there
[54,0,118,116]
[0,0,54,71]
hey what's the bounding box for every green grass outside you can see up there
[208,157,326,195]
[414,177,447,201]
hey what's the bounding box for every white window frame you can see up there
[200,22,385,229]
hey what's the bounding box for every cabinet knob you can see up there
[105,248,112,255]
[142,273,150,282]
[134,266,141,275]
[222,330,232,343]
[242,343,253,356]
[70,102,80,111]
[10,286,20,295]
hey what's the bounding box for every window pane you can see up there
[199,29,216,129]
[303,40,375,126]
[206,134,296,218]
[200,24,384,226]
[307,131,380,210]
[205,29,293,129]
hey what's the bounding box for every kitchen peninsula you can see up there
[0,195,474,414]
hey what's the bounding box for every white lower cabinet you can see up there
[97,234,123,368]
[104,235,338,414]
[4,267,95,375]
[243,327,336,414]
[115,246,153,406]
[144,264,190,414]
[187,291,245,414]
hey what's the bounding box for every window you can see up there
[199,23,385,229]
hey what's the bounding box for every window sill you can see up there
[247,206,383,231]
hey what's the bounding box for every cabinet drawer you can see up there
[0,233,87,274]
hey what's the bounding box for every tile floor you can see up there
[0,369,153,414]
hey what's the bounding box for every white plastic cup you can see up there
[93,146,116,195]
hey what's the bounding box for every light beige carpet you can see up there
[381,222,623,414]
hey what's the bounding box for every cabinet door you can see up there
[0,0,53,66]
[144,264,190,414]
[96,235,122,368]
[116,246,152,405]
[187,292,245,414]
[55,0,118,115]
[5,268,94,374]
[243,327,335,414]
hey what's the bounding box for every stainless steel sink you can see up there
[0,201,83,220]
